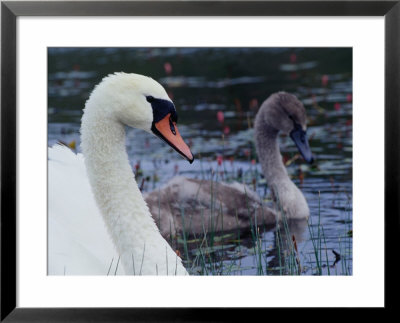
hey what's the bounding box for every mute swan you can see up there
[48,72,193,275]
[144,92,313,238]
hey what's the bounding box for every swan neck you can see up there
[80,104,186,275]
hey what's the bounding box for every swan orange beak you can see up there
[152,113,194,163]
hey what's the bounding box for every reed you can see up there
[161,165,352,276]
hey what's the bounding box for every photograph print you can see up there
[48,47,352,276]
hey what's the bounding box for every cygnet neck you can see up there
[254,116,288,185]
[254,106,310,219]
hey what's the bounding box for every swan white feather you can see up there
[49,73,189,275]
[48,145,121,275]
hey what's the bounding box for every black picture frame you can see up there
[1,1,399,321]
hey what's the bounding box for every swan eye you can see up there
[171,110,178,123]
[146,96,155,103]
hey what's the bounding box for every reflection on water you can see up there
[48,47,352,275]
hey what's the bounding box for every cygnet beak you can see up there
[290,126,314,164]
[152,113,194,163]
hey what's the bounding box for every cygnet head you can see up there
[84,72,194,163]
[258,92,314,163]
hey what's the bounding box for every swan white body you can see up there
[48,145,121,275]
[49,73,190,275]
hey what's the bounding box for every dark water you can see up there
[48,47,352,275]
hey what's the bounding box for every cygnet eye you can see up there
[146,96,155,103]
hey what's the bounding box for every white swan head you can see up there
[259,92,313,163]
[85,72,194,163]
